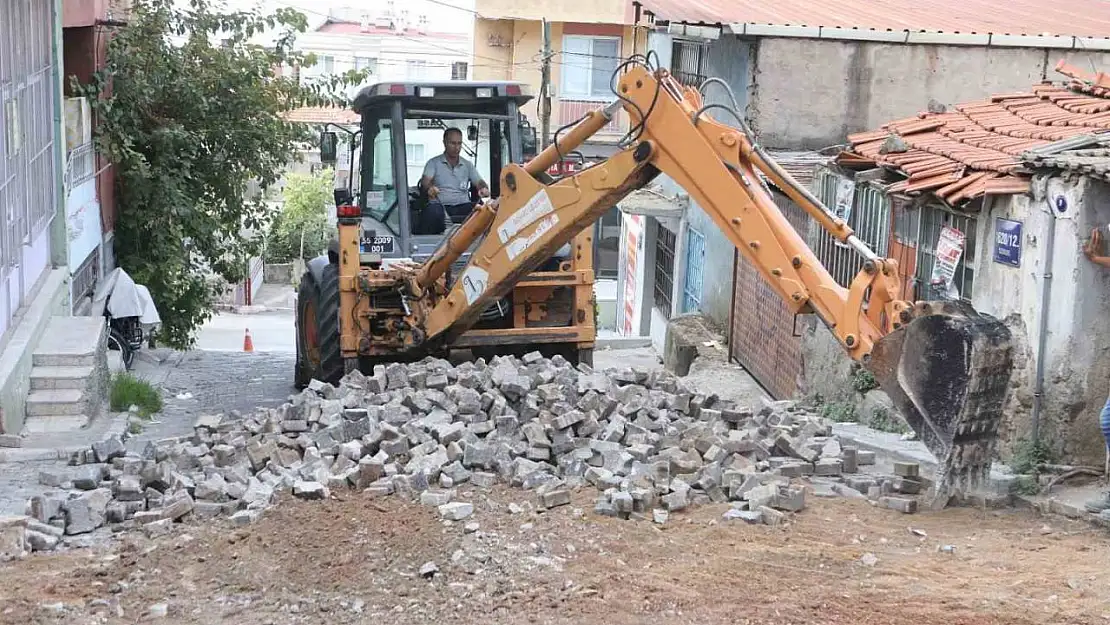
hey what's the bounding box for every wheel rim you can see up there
[303,300,320,367]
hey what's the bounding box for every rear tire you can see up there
[295,263,343,388]
[107,328,133,371]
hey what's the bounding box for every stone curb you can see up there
[595,336,653,350]
[213,304,295,315]
[0,413,130,465]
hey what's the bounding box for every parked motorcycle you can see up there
[90,268,162,370]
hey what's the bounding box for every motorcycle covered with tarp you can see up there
[90,268,162,370]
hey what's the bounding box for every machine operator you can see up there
[1083,226,1110,514]
[417,127,490,233]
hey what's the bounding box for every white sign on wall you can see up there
[617,213,645,336]
[930,225,965,299]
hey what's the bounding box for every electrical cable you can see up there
[695,77,842,230]
[609,50,663,149]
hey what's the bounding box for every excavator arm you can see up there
[349,59,1014,508]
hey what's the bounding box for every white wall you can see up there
[971,175,1110,465]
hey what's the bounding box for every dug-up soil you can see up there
[1,486,1109,625]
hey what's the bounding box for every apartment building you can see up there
[283,3,479,187]
[470,0,640,286]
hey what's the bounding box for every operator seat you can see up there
[410,186,449,236]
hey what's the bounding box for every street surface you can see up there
[1,290,1108,624]
[1,485,1106,624]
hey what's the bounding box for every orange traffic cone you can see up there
[243,328,254,352]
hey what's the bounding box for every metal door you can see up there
[681,226,705,313]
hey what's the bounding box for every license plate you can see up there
[360,234,395,254]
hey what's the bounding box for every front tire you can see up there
[295,263,343,388]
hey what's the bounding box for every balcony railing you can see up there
[65,142,97,191]
[557,99,627,137]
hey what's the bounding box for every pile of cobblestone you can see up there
[5,352,924,557]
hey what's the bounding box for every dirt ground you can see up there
[2,485,1109,625]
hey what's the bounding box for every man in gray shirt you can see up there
[419,128,490,229]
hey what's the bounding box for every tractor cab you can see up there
[322,81,538,267]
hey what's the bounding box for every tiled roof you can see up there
[1023,135,1110,182]
[765,150,833,189]
[316,20,468,41]
[838,61,1110,204]
[282,106,359,125]
[634,0,1110,39]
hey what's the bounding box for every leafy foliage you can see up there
[818,401,858,423]
[76,0,366,348]
[264,168,335,264]
[851,367,878,394]
[868,407,909,434]
[1010,438,1054,475]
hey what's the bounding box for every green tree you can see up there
[264,168,335,264]
[76,0,365,348]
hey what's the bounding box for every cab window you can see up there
[366,117,399,234]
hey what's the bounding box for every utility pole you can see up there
[539,18,552,149]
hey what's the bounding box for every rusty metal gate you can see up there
[728,192,810,399]
[0,0,59,335]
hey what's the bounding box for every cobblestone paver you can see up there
[0,349,297,516]
[0,459,63,517]
[126,350,297,450]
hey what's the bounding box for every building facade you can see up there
[810,60,1110,466]
[619,0,1110,418]
[0,0,88,437]
[470,0,640,312]
[288,3,479,184]
[60,0,130,312]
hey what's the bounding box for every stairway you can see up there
[22,316,109,435]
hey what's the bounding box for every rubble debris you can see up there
[0,516,29,561]
[419,561,439,579]
[22,352,929,552]
[439,502,474,521]
[893,461,920,478]
[878,496,918,514]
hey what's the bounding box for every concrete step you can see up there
[30,365,95,390]
[31,316,105,368]
[21,414,92,435]
[25,389,86,417]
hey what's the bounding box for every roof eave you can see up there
[720,23,1110,50]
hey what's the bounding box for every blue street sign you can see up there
[994,218,1022,268]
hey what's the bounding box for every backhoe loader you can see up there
[295,56,1014,508]
[297,79,598,386]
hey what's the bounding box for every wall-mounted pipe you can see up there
[1031,184,1062,445]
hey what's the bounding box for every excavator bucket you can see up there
[865,299,1014,510]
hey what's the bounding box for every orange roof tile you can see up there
[282,106,359,125]
[838,64,1110,204]
[634,0,1110,38]
[635,0,1110,38]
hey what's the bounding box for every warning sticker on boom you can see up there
[460,266,489,305]
[498,188,555,243]
[505,214,560,261]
